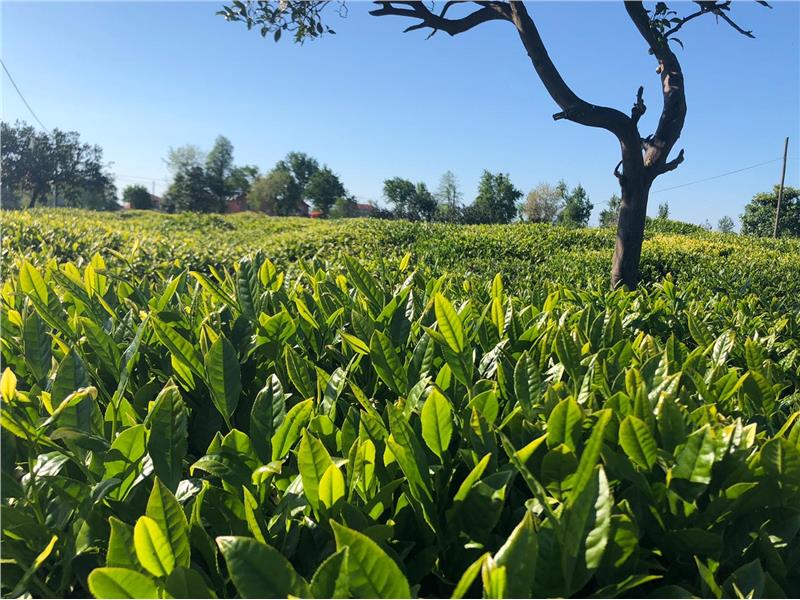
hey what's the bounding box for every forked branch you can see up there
[631,86,646,124]
[369,1,511,38]
[665,1,771,40]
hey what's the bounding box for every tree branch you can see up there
[369,1,510,37]
[666,1,770,40]
[656,148,685,174]
[614,160,624,181]
[625,1,686,179]
[506,2,635,142]
[712,8,755,38]
[630,86,646,124]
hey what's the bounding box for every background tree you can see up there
[220,0,769,288]
[557,184,593,228]
[383,177,417,217]
[205,135,235,200]
[248,169,302,215]
[435,203,462,223]
[164,144,205,176]
[657,202,670,220]
[741,185,800,237]
[330,195,358,218]
[164,136,256,211]
[276,151,320,192]
[122,184,153,210]
[227,165,260,196]
[383,177,436,220]
[521,181,566,224]
[411,182,437,221]
[435,170,462,209]
[1,120,116,209]
[163,166,219,213]
[305,167,346,215]
[717,215,735,234]
[469,170,522,224]
[599,193,622,228]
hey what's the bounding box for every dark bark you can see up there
[364,0,761,289]
[612,153,650,289]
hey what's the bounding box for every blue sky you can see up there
[2,1,798,226]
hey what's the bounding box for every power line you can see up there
[651,157,786,193]
[1,58,49,132]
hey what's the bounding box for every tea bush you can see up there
[1,210,799,598]
[3,209,800,305]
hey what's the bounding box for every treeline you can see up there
[0,121,117,210]
[2,121,798,236]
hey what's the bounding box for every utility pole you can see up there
[773,137,789,238]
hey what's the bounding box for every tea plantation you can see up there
[2,209,799,598]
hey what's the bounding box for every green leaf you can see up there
[152,319,204,378]
[216,536,308,598]
[88,568,159,599]
[81,316,120,377]
[434,293,465,353]
[619,415,658,470]
[673,425,716,484]
[344,255,384,313]
[330,521,411,599]
[513,350,539,413]
[134,515,176,577]
[22,310,51,383]
[285,345,316,399]
[242,487,269,544]
[298,429,334,511]
[341,332,369,355]
[721,559,764,599]
[572,409,611,497]
[271,398,313,461]
[494,510,538,598]
[106,517,137,569]
[310,548,349,599]
[760,438,800,482]
[146,478,191,570]
[387,403,432,503]
[51,349,89,406]
[104,424,148,501]
[236,258,259,320]
[450,553,489,599]
[189,271,237,307]
[453,453,492,503]
[190,450,252,487]
[555,329,582,378]
[19,260,48,304]
[561,466,612,594]
[250,374,286,462]
[687,314,713,347]
[481,557,506,599]
[369,330,406,395]
[147,384,188,492]
[743,370,777,412]
[320,463,345,510]
[164,567,215,599]
[421,387,453,460]
[547,398,582,452]
[321,367,347,416]
[204,334,241,425]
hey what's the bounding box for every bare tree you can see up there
[219,0,770,288]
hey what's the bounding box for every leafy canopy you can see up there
[741,185,800,237]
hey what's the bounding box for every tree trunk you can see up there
[611,160,650,290]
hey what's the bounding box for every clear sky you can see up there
[2,1,798,227]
